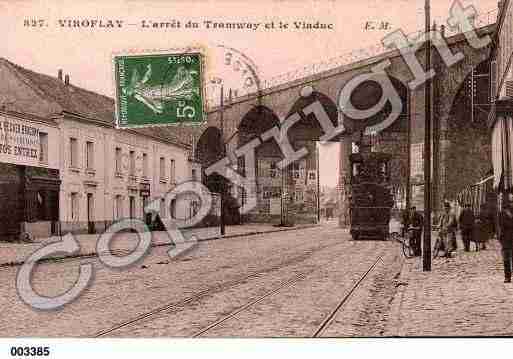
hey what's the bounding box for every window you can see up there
[292,162,300,179]
[87,193,94,222]
[115,147,122,174]
[170,159,176,184]
[70,138,78,167]
[129,150,135,176]
[309,171,316,180]
[142,196,149,218]
[39,132,48,163]
[160,198,166,218]
[129,196,136,218]
[191,168,197,181]
[237,156,245,176]
[86,141,94,169]
[160,157,166,181]
[115,195,123,219]
[36,191,46,220]
[71,192,79,221]
[170,198,177,219]
[142,153,148,178]
[190,200,199,217]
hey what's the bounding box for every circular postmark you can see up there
[205,44,262,107]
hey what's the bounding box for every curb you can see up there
[383,252,410,337]
[0,224,320,268]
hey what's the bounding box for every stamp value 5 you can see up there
[114,52,205,128]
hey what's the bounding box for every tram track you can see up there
[311,255,383,337]
[188,254,384,338]
[192,272,311,337]
[93,239,344,337]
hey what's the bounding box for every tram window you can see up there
[353,163,360,177]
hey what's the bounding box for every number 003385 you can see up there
[10,346,50,357]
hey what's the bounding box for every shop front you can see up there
[0,111,60,240]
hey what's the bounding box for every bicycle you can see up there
[391,227,419,259]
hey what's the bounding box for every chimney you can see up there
[58,69,63,81]
[64,74,69,86]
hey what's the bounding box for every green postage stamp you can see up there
[114,51,205,128]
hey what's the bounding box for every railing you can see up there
[205,8,498,109]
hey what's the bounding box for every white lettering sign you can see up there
[0,115,41,166]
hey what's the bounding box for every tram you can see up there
[349,150,394,240]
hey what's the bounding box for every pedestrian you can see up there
[499,193,513,283]
[409,206,423,257]
[439,202,458,258]
[459,203,475,252]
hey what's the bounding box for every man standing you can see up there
[499,193,513,283]
[409,206,423,257]
[439,202,458,258]
[459,203,475,252]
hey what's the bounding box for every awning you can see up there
[491,116,504,189]
[492,115,513,190]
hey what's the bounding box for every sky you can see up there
[0,0,499,187]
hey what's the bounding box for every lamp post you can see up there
[219,85,226,235]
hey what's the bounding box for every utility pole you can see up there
[432,22,440,224]
[219,85,226,236]
[406,94,411,213]
[423,0,432,271]
[317,143,321,223]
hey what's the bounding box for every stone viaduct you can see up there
[180,24,495,225]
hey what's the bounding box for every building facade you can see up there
[56,114,198,234]
[0,58,201,239]
[244,140,319,224]
[490,0,513,197]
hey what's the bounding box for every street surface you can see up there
[386,239,513,336]
[0,221,403,337]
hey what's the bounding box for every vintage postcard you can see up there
[0,0,512,354]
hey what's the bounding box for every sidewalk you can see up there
[386,238,513,336]
[0,223,319,267]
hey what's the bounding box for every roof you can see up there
[0,58,193,149]
[0,108,59,127]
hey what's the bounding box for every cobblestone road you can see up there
[0,222,403,337]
